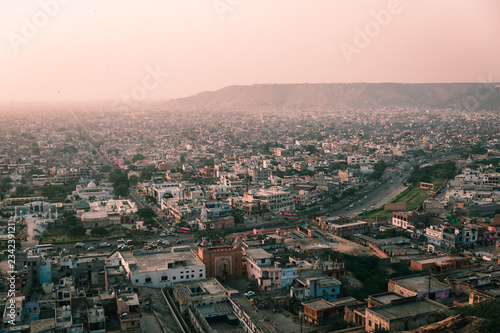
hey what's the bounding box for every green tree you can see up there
[455,299,500,333]
[28,168,44,176]
[342,188,356,198]
[63,214,78,228]
[145,195,158,205]
[231,209,245,224]
[129,175,139,185]
[132,154,145,162]
[68,225,86,237]
[108,169,124,184]
[15,185,34,197]
[0,178,13,200]
[368,160,387,180]
[305,145,318,155]
[140,167,157,181]
[136,207,156,220]
[143,219,155,226]
[90,227,109,236]
[41,184,58,200]
[115,184,129,197]
[100,165,112,173]
[470,143,487,155]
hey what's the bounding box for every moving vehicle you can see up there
[179,227,191,234]
[99,242,111,247]
[87,247,95,251]
[244,291,255,297]
[35,244,55,252]
[75,242,85,248]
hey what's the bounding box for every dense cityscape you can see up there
[2,0,500,332]
[0,99,500,332]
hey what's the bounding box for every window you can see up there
[135,279,139,283]
[161,276,168,281]
[145,278,151,283]
[180,276,183,279]
[173,276,176,280]
[199,274,203,277]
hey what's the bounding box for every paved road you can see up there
[345,177,408,217]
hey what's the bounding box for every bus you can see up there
[35,244,54,253]
[179,227,191,234]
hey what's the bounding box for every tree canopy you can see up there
[136,207,156,220]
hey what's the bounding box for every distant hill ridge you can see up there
[163,83,500,110]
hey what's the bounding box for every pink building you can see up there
[245,248,282,291]
[116,292,141,332]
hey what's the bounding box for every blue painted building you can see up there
[291,273,341,301]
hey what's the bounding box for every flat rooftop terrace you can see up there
[369,299,448,320]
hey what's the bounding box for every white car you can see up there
[75,242,85,248]
[117,238,125,243]
[244,291,255,297]
[87,247,95,251]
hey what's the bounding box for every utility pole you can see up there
[428,273,432,298]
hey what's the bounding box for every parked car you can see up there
[87,247,95,251]
[99,242,110,247]
[117,238,125,243]
[159,232,167,237]
[75,242,85,248]
[244,291,255,297]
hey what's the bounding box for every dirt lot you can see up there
[328,234,376,256]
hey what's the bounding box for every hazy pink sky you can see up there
[1,0,499,103]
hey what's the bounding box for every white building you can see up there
[109,247,206,288]
[88,199,137,215]
[150,182,181,204]
[249,188,295,214]
[15,201,57,220]
[347,155,377,166]
[425,226,443,247]
[73,180,113,201]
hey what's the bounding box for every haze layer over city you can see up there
[1,1,500,333]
